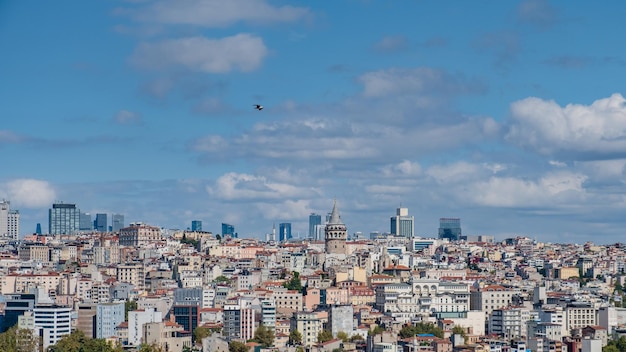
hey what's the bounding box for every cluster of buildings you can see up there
[0,200,623,352]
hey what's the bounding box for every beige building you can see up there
[470,285,514,316]
[18,243,50,262]
[119,223,161,247]
[143,321,192,352]
[291,311,322,347]
[2,272,62,294]
[117,263,144,290]
[271,287,303,318]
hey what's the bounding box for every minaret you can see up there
[325,200,347,255]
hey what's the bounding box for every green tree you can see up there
[193,326,211,343]
[214,275,231,284]
[250,324,274,348]
[47,330,123,352]
[317,329,333,343]
[125,299,138,320]
[283,271,302,291]
[452,326,467,339]
[368,325,384,336]
[288,329,302,345]
[349,334,365,342]
[228,341,249,352]
[0,325,38,352]
[603,345,619,352]
[336,331,349,343]
[399,322,444,339]
[137,343,165,352]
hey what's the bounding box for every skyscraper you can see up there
[79,212,93,231]
[308,213,322,239]
[111,214,124,232]
[222,223,235,237]
[49,203,80,235]
[325,200,347,255]
[0,200,20,240]
[191,220,202,231]
[94,213,107,232]
[390,207,414,238]
[279,223,292,242]
[438,218,461,241]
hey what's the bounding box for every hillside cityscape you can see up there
[0,199,624,352]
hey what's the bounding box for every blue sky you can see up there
[2,0,626,243]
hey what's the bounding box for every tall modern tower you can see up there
[279,223,292,242]
[390,207,414,238]
[112,214,124,232]
[222,223,235,237]
[79,212,93,231]
[49,203,80,235]
[308,213,322,239]
[191,220,202,231]
[94,213,107,232]
[325,200,347,255]
[438,218,461,241]
[0,200,20,240]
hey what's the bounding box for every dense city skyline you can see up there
[2,1,626,243]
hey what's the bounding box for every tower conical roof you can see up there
[329,199,342,224]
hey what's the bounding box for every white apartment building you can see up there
[0,200,20,240]
[34,305,73,349]
[128,307,162,346]
[489,307,531,338]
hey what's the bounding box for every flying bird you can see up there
[253,104,263,111]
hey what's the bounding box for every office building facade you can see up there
[191,220,202,232]
[79,212,93,231]
[112,214,124,232]
[95,213,107,232]
[308,213,322,239]
[221,223,235,237]
[49,203,81,235]
[279,222,292,242]
[438,218,461,241]
[390,207,414,238]
[34,305,72,349]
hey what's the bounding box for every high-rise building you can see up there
[34,305,73,349]
[191,220,202,231]
[390,207,414,238]
[438,218,461,241]
[111,214,124,232]
[79,212,93,231]
[279,222,292,242]
[36,223,42,235]
[308,213,322,239]
[221,223,235,237]
[0,200,20,240]
[49,203,80,235]
[95,213,107,232]
[325,200,347,255]
[96,302,125,339]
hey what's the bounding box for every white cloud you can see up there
[131,0,310,27]
[257,199,311,220]
[207,172,312,201]
[357,67,486,104]
[381,160,422,177]
[114,110,142,124]
[468,172,587,207]
[131,34,268,73]
[1,179,56,208]
[426,161,484,184]
[506,93,626,157]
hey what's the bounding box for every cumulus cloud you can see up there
[114,110,142,124]
[373,35,408,53]
[468,172,587,207]
[131,34,268,73]
[506,93,626,158]
[128,0,310,27]
[207,172,313,201]
[1,179,56,208]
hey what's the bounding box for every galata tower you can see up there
[325,200,347,255]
